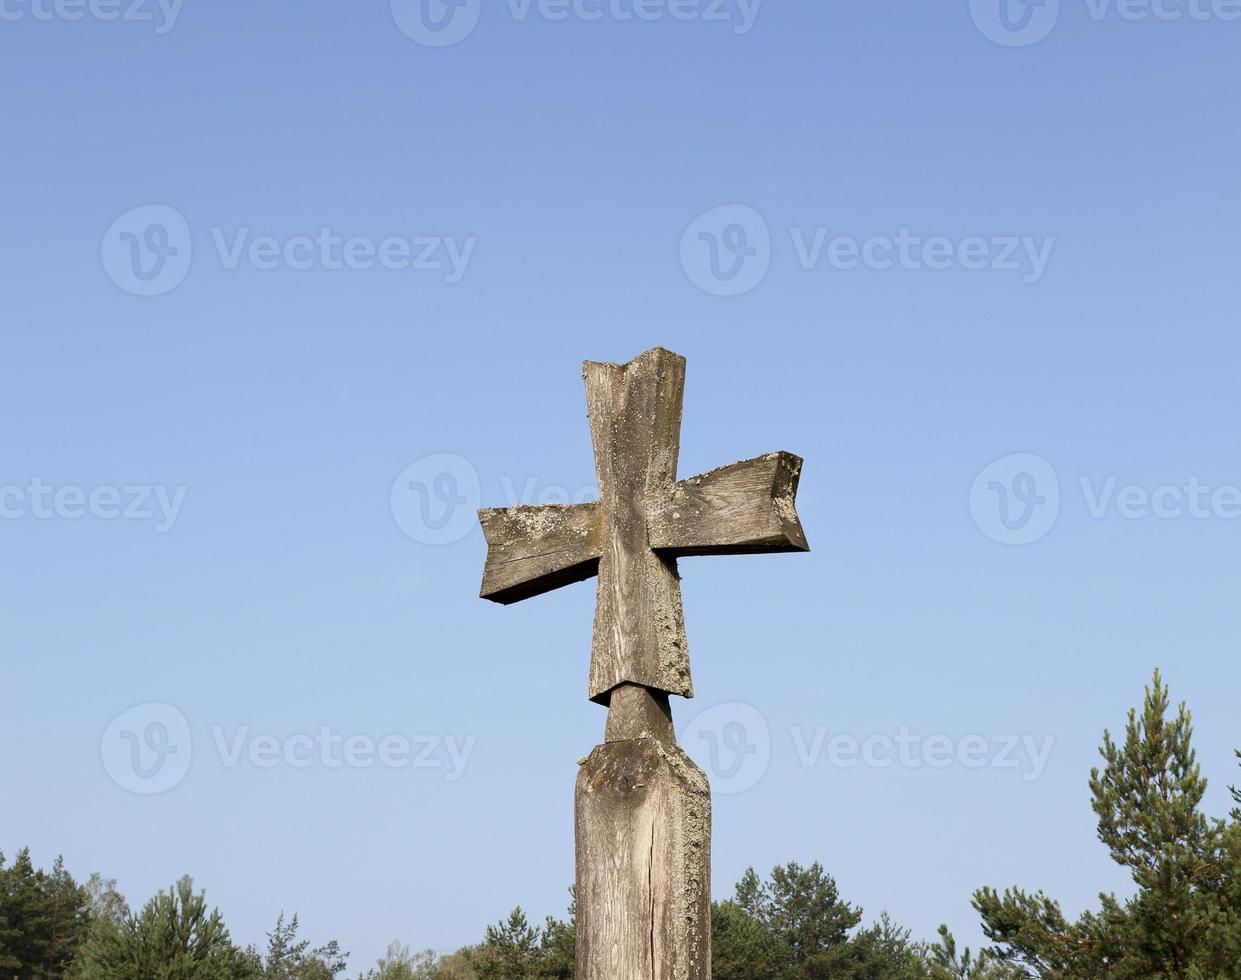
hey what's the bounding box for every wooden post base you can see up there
[575,738,712,980]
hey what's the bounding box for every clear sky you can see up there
[3,0,1241,966]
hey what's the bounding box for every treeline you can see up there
[0,854,1007,980]
[5,671,1241,978]
[0,863,346,980]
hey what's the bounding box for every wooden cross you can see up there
[479,346,808,704]
[477,346,809,979]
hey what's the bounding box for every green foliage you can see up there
[358,942,443,980]
[72,875,253,980]
[712,898,784,979]
[974,670,1241,978]
[924,925,1024,979]
[851,911,941,977]
[421,951,474,980]
[66,875,346,980]
[81,875,129,930]
[254,913,348,980]
[536,889,575,980]
[357,943,484,980]
[0,848,91,979]
[465,907,540,979]
[459,893,575,980]
[713,861,931,978]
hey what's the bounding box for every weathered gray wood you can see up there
[585,348,691,704]
[576,739,711,980]
[604,683,675,744]
[477,347,810,706]
[475,346,811,979]
[649,452,810,556]
[478,503,601,604]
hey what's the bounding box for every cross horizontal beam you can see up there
[479,453,807,605]
[649,452,809,557]
[478,502,600,605]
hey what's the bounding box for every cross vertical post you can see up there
[478,347,809,979]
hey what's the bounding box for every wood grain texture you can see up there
[604,684,675,744]
[575,739,711,980]
[585,348,691,704]
[649,452,810,556]
[478,503,601,604]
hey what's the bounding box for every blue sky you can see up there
[3,0,1241,965]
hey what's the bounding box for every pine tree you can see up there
[73,875,254,980]
[974,670,1241,978]
[258,912,348,980]
[926,925,1025,979]
[44,857,91,976]
[0,850,20,976]
[0,847,89,978]
[466,908,542,979]
[0,848,55,974]
[712,862,934,978]
[712,898,784,979]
